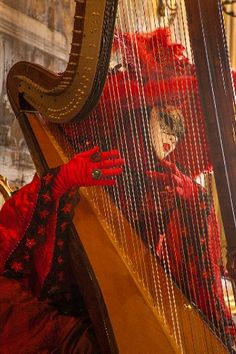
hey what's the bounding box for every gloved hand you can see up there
[52,146,124,199]
[146,159,199,210]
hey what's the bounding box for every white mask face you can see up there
[149,106,184,160]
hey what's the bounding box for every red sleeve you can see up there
[0,174,41,273]
[0,168,79,295]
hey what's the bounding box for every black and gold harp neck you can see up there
[7,0,118,123]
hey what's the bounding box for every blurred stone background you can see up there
[0,0,74,188]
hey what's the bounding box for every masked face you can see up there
[150,106,185,160]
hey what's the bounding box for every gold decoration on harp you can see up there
[222,0,236,17]
[157,0,178,24]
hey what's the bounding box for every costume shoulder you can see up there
[0,174,41,273]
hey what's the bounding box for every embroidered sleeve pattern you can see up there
[4,169,59,280]
[39,188,81,315]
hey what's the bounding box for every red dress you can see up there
[0,170,98,353]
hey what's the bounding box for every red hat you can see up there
[94,28,212,177]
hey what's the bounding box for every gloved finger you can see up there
[77,146,100,158]
[98,158,125,168]
[94,179,116,186]
[99,149,121,160]
[100,167,123,176]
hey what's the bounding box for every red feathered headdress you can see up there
[112,28,194,81]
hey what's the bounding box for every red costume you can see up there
[91,28,236,347]
[0,147,123,353]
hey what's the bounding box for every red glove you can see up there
[146,159,200,209]
[52,146,124,199]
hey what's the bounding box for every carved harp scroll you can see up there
[6,0,236,353]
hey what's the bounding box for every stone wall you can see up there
[0,0,74,187]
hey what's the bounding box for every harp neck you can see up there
[7,0,118,123]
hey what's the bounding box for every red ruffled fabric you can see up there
[113,28,194,81]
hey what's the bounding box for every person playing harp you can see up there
[88,27,236,348]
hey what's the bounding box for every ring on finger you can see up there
[92,169,102,180]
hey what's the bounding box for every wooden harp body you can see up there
[7,0,236,353]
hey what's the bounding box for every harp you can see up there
[6,0,236,352]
